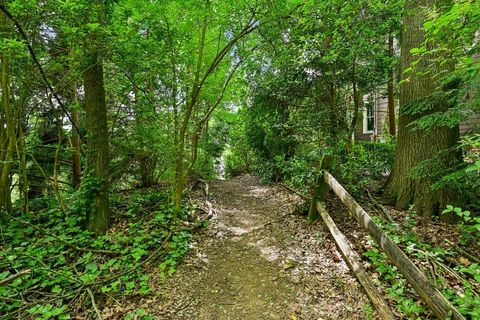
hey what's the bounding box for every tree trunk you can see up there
[139,155,157,187]
[16,124,27,212]
[70,63,81,189]
[387,34,396,137]
[174,18,207,213]
[345,62,361,154]
[384,0,460,218]
[0,51,14,212]
[14,69,32,213]
[52,114,65,209]
[82,1,110,234]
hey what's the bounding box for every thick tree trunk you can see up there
[385,0,460,217]
[83,52,110,234]
[82,1,110,234]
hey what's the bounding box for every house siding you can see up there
[355,91,479,141]
[355,93,390,141]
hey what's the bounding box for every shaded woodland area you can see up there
[0,0,479,319]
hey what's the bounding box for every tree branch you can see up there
[87,288,103,320]
[0,4,80,134]
[0,269,31,286]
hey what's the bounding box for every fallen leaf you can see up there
[459,256,471,266]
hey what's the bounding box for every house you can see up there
[355,91,391,142]
[355,90,479,142]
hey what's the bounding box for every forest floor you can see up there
[104,175,375,319]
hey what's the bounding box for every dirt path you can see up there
[109,176,376,319]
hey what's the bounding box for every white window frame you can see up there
[363,100,375,134]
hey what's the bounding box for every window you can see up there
[363,101,375,133]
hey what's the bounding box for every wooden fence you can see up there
[307,155,465,320]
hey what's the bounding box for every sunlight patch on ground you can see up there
[248,239,281,262]
[247,186,270,198]
[216,221,252,236]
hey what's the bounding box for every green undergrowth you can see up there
[333,141,395,196]
[263,141,395,197]
[0,189,194,319]
[363,212,480,319]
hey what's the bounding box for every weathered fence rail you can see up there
[316,201,395,319]
[308,156,465,320]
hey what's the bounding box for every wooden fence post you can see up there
[307,155,331,222]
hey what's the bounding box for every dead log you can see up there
[323,171,465,320]
[316,202,395,320]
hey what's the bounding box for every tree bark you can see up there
[82,1,110,234]
[385,0,461,218]
[0,0,13,212]
[0,51,14,212]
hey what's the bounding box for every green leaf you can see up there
[126,281,135,291]
[51,285,62,294]
[442,204,454,214]
[86,23,101,31]
[101,285,111,293]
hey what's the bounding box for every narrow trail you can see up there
[110,176,375,319]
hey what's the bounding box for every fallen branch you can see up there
[444,240,480,265]
[365,189,395,224]
[0,269,31,286]
[433,260,480,297]
[203,181,209,198]
[278,182,310,201]
[87,288,103,320]
[70,246,120,256]
[205,199,215,217]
